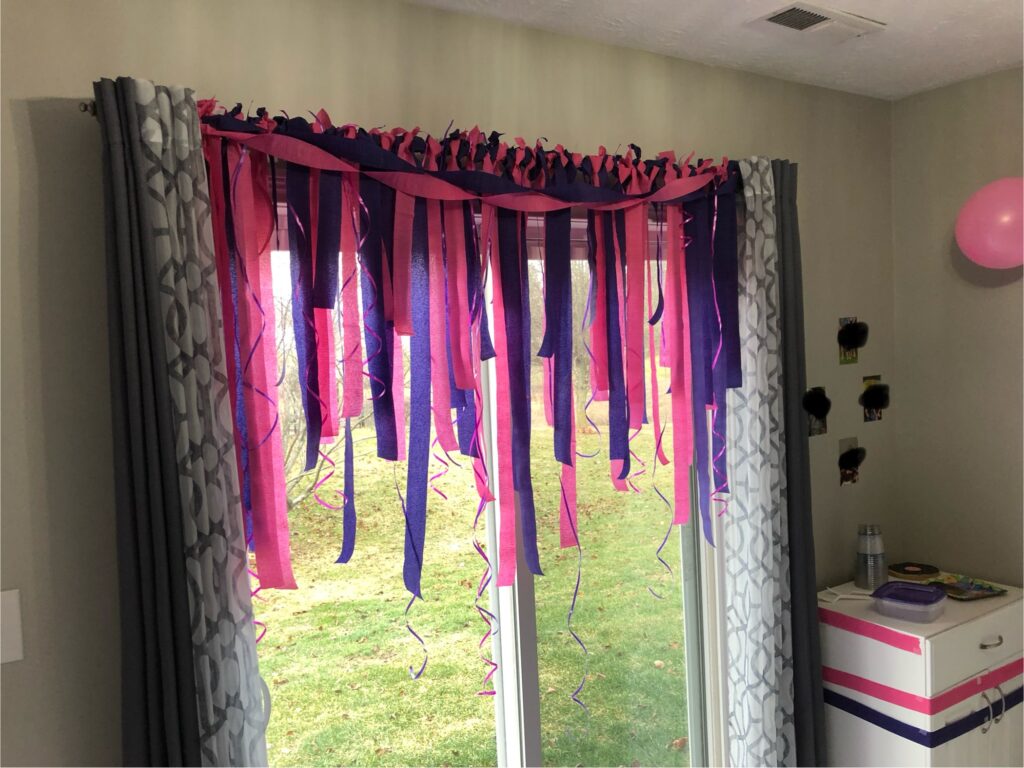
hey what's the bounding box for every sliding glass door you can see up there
[256,210,712,767]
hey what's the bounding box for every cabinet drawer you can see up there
[928,600,1024,695]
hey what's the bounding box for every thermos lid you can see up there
[858,523,882,535]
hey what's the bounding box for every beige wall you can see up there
[3,0,904,763]
[889,69,1024,586]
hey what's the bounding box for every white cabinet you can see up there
[819,581,1023,767]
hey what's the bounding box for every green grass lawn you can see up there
[256,409,690,767]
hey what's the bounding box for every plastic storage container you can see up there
[871,581,947,623]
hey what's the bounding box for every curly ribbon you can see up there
[668,203,695,526]
[466,203,500,694]
[472,497,498,696]
[561,476,589,717]
[647,425,676,601]
[707,185,730,517]
[392,466,428,679]
[404,595,428,680]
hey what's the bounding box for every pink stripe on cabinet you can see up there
[818,606,923,654]
[823,658,1023,714]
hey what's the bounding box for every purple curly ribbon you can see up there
[404,595,428,680]
[647,426,675,601]
[393,466,428,679]
[464,205,500,695]
[560,476,589,717]
[472,496,498,696]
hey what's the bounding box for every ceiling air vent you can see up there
[754,4,885,43]
[765,6,830,31]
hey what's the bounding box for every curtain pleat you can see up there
[725,157,796,766]
[773,160,826,767]
[96,76,268,767]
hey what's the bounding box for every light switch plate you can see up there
[2,590,24,663]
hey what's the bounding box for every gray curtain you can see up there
[95,77,269,767]
[725,157,796,766]
[773,159,826,767]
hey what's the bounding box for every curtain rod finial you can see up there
[79,100,96,116]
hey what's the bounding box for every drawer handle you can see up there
[981,691,994,734]
[979,635,1004,650]
[994,684,1006,724]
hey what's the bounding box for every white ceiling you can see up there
[407,0,1023,99]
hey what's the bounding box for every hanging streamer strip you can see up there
[358,177,399,460]
[498,210,542,577]
[601,213,630,487]
[335,418,357,563]
[232,148,296,589]
[340,175,363,418]
[286,163,325,471]
[427,201,459,452]
[487,205,519,588]
[403,198,431,600]
[709,170,742,515]
[683,195,715,543]
[624,205,647,432]
[666,204,694,525]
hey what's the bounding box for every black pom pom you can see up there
[838,447,867,470]
[859,384,890,410]
[838,322,870,350]
[802,387,832,419]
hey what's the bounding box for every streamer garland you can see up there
[200,101,742,689]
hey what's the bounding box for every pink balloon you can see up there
[955,177,1024,269]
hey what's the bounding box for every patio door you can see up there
[476,242,718,768]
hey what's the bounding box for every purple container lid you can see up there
[872,581,946,605]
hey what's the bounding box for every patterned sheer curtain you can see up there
[724,157,796,766]
[95,77,268,767]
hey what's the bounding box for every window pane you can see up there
[256,252,497,767]
[532,260,691,767]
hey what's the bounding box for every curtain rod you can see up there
[79,100,96,116]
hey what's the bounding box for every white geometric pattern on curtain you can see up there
[723,156,796,766]
[104,77,270,767]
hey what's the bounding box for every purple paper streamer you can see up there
[684,196,715,545]
[358,176,398,460]
[312,170,341,309]
[601,213,629,479]
[285,162,324,472]
[497,209,542,576]
[403,197,431,598]
[335,418,357,563]
[538,207,574,466]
